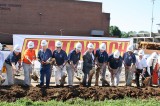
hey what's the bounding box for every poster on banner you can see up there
[13,34,133,59]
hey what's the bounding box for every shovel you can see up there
[14,69,21,77]
[140,73,151,86]
[0,75,5,85]
[59,74,67,86]
[75,72,81,81]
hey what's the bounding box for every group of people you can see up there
[0,40,160,88]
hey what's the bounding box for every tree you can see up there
[109,26,122,38]
[127,31,137,37]
[121,31,137,38]
[109,26,137,38]
[121,31,129,38]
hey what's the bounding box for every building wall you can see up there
[0,0,110,44]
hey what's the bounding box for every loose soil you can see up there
[0,85,160,102]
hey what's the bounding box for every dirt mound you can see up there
[0,85,160,102]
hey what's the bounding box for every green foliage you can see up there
[121,31,137,38]
[109,26,151,38]
[109,26,122,38]
[128,31,137,36]
[109,26,137,38]
[121,31,129,38]
[0,98,160,106]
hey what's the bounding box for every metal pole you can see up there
[61,30,62,36]
[60,29,63,36]
[150,0,155,37]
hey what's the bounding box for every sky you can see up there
[80,0,160,33]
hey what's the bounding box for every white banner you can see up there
[13,34,133,54]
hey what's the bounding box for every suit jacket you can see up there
[83,51,94,73]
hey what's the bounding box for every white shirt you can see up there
[147,56,153,67]
[0,51,4,71]
[146,56,158,75]
[136,56,147,70]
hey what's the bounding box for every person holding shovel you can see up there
[66,42,82,87]
[108,50,122,86]
[5,45,21,85]
[52,40,68,87]
[22,41,36,86]
[135,49,148,87]
[37,40,52,88]
[95,43,109,86]
[146,52,158,86]
[82,43,95,87]
[123,45,136,86]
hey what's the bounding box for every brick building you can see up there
[0,0,110,44]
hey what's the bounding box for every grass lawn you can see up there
[0,98,159,106]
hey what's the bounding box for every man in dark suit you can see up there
[82,43,95,87]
